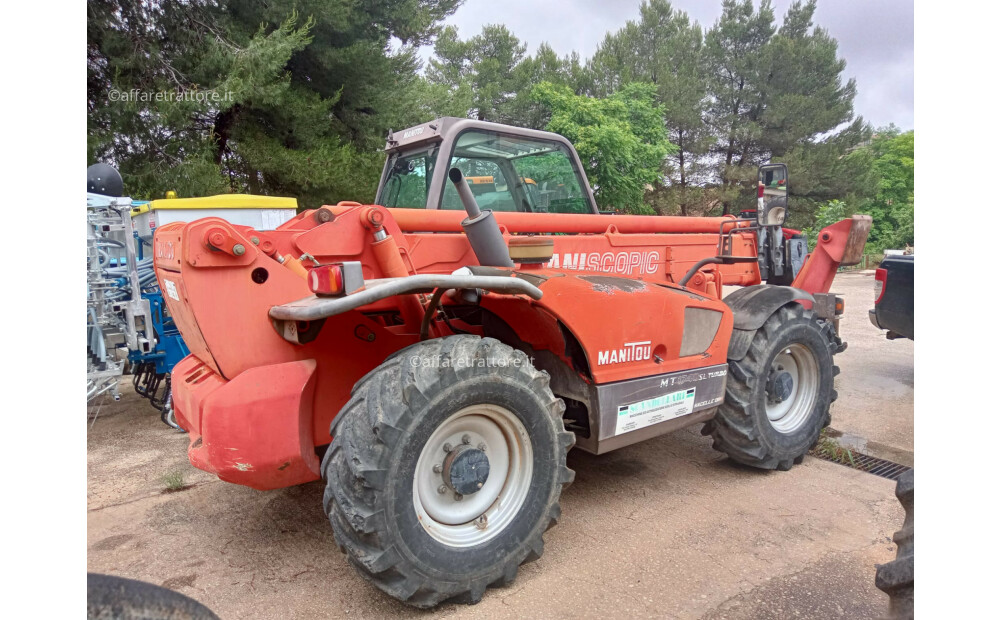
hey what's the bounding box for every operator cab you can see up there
[376,118,599,214]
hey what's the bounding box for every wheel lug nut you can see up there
[432,464,442,474]
[477,442,486,451]
[453,492,463,501]
[437,485,448,494]
[461,434,471,445]
[443,443,453,453]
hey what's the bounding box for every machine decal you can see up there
[546,251,660,275]
[615,387,696,436]
[597,340,652,365]
[163,279,180,301]
[660,367,727,388]
[593,364,728,443]
[155,239,175,261]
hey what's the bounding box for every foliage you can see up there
[532,82,674,214]
[855,129,915,251]
[590,0,713,215]
[426,26,586,127]
[88,0,461,206]
[801,199,847,248]
[161,470,187,492]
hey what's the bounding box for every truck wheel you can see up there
[321,335,575,608]
[876,469,914,619]
[704,303,837,470]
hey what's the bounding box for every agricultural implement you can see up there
[152,118,871,607]
[87,164,189,418]
[86,164,296,427]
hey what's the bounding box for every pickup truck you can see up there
[869,254,914,340]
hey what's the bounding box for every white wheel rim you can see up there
[412,404,533,547]
[765,343,819,434]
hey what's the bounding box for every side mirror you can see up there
[757,163,788,226]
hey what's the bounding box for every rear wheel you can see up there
[322,335,575,608]
[704,303,839,470]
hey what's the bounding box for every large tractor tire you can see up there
[704,303,839,470]
[321,335,575,608]
[876,469,914,619]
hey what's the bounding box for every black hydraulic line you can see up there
[419,288,448,341]
[678,257,725,287]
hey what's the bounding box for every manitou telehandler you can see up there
[153,117,871,607]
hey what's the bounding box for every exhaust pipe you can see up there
[449,168,514,268]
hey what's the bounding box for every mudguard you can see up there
[723,284,814,360]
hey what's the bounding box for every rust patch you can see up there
[578,275,647,294]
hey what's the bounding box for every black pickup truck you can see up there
[869,254,914,340]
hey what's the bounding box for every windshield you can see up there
[441,131,590,214]
[378,147,436,208]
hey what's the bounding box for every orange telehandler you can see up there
[153,117,871,607]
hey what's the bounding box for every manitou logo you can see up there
[546,251,660,275]
[155,240,175,261]
[598,341,652,366]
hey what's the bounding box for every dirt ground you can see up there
[87,272,912,619]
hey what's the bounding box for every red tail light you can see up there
[757,183,765,198]
[309,264,345,296]
[874,267,887,304]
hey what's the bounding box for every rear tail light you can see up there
[757,183,765,198]
[307,261,365,297]
[874,268,887,304]
[309,265,345,296]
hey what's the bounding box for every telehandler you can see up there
[153,117,871,607]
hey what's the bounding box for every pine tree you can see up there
[88,0,461,205]
[590,1,713,214]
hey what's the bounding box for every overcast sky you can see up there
[417,0,913,130]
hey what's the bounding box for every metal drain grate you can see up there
[812,450,912,481]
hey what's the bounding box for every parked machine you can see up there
[87,164,166,407]
[86,164,298,427]
[152,118,871,607]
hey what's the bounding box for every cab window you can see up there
[379,148,434,208]
[441,160,516,211]
[440,130,590,214]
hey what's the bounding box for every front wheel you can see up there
[321,336,575,608]
[704,303,839,470]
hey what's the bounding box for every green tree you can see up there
[88,0,462,205]
[425,25,586,127]
[590,0,713,215]
[427,24,527,122]
[800,198,847,248]
[532,82,674,214]
[703,0,776,212]
[855,129,914,251]
[703,0,864,215]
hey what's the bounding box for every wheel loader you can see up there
[152,117,872,607]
